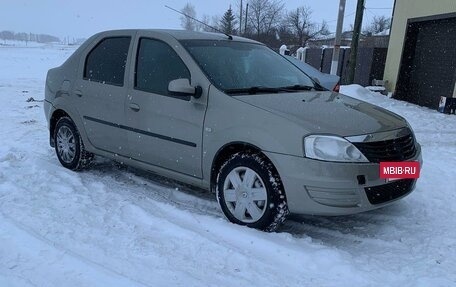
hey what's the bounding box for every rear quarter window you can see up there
[84,37,131,86]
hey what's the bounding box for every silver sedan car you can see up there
[44,30,422,231]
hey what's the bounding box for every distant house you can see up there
[384,0,456,109]
[308,31,354,48]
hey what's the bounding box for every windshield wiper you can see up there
[225,84,325,95]
[225,86,285,95]
[277,84,315,91]
[279,84,329,91]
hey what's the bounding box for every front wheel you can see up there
[216,152,289,231]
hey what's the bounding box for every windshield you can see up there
[181,40,315,93]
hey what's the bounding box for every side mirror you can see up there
[168,78,202,99]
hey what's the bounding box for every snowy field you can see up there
[0,45,455,287]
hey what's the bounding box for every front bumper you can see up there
[264,144,422,215]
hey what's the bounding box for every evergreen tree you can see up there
[220,6,237,35]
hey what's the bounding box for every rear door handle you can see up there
[129,103,140,112]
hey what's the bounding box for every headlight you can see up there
[304,135,368,162]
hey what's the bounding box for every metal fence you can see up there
[299,47,388,86]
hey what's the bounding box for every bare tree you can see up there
[180,3,198,31]
[199,14,220,32]
[0,31,60,43]
[363,15,391,35]
[247,0,284,37]
[199,14,211,31]
[0,31,14,41]
[282,6,330,46]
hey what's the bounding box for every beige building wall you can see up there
[383,0,456,92]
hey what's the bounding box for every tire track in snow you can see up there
[0,212,154,287]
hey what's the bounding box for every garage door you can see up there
[395,14,456,109]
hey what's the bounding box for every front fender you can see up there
[202,88,307,181]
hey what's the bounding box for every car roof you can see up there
[98,29,262,44]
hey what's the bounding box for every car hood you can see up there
[236,91,407,137]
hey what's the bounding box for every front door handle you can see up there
[74,90,83,97]
[129,103,140,112]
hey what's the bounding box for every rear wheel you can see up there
[54,117,93,170]
[216,152,289,231]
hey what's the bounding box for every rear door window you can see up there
[84,37,131,86]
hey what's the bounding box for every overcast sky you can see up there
[1,0,394,39]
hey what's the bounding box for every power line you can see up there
[326,10,356,23]
[365,7,378,18]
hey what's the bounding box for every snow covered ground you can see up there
[0,45,455,287]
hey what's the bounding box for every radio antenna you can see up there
[165,5,233,40]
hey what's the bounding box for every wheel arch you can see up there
[49,109,71,147]
[210,141,282,193]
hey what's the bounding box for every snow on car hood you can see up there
[236,91,407,137]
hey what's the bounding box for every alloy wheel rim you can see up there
[56,126,76,163]
[223,167,268,223]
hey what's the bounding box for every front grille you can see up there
[365,179,416,205]
[353,134,417,163]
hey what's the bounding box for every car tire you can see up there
[54,117,93,170]
[216,151,289,231]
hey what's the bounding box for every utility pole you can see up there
[330,0,346,75]
[239,0,243,35]
[245,3,249,34]
[347,0,365,84]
